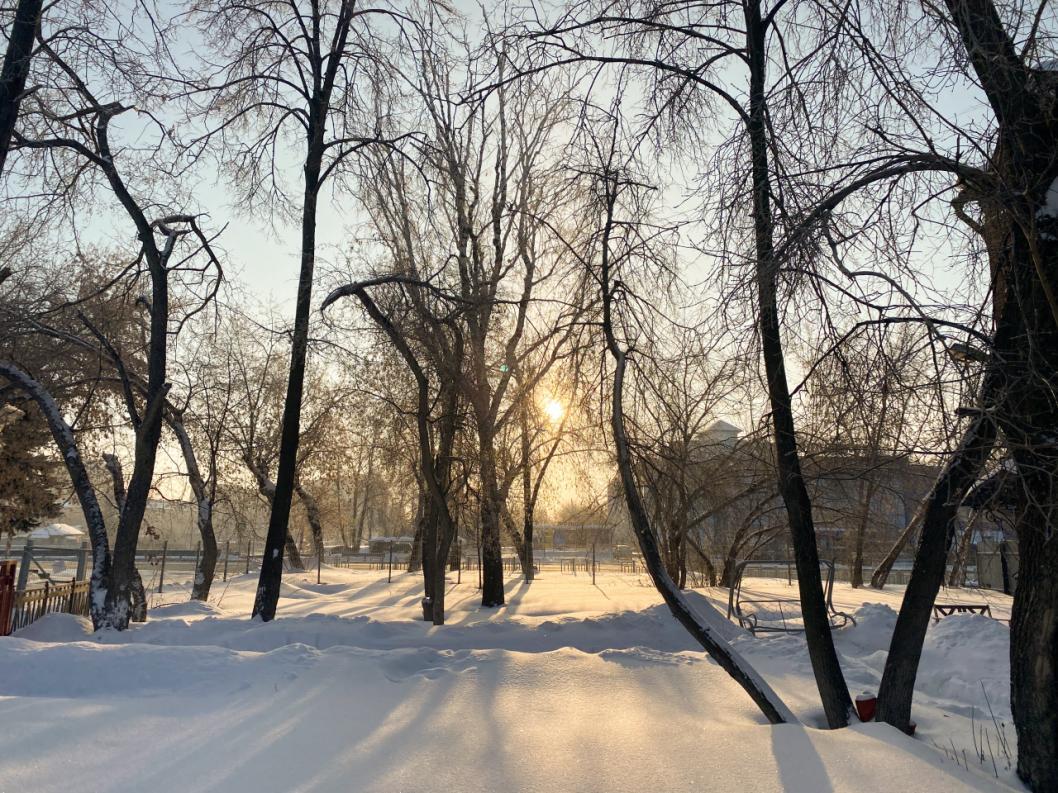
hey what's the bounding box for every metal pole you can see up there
[317,545,322,584]
[158,541,167,594]
[245,540,252,574]
[388,541,393,583]
[223,540,230,582]
[592,541,596,586]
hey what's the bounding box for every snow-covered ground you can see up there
[0,568,1019,792]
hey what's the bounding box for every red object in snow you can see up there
[855,694,877,722]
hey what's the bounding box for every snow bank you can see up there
[13,612,94,642]
[0,569,1017,792]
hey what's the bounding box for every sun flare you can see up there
[544,397,565,424]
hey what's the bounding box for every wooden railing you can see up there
[5,579,91,635]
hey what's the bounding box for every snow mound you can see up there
[838,603,898,655]
[150,600,225,618]
[919,615,1010,715]
[13,612,94,642]
[277,579,318,599]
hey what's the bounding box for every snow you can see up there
[0,568,1020,792]
[27,522,86,540]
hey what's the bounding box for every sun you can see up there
[543,397,565,425]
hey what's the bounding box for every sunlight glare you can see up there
[544,397,565,424]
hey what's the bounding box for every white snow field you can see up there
[0,568,1020,793]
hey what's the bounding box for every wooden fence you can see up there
[5,578,91,635]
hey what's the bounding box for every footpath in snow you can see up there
[0,567,1020,793]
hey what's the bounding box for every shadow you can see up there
[770,725,835,793]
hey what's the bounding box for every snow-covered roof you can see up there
[28,523,86,540]
[703,419,742,437]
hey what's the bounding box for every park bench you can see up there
[727,559,856,636]
[932,603,992,621]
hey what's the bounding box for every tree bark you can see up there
[0,363,112,628]
[0,0,43,176]
[874,411,998,731]
[246,455,304,570]
[476,426,505,607]
[603,331,796,725]
[101,453,146,622]
[293,481,326,559]
[253,121,324,620]
[169,415,218,602]
[850,480,879,589]
[745,0,852,727]
[870,511,920,588]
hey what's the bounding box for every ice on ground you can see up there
[0,568,1020,792]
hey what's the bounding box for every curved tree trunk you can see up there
[169,415,218,602]
[870,512,920,588]
[605,340,796,725]
[0,363,113,629]
[293,481,326,559]
[593,159,795,725]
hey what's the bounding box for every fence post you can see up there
[317,546,322,585]
[388,541,394,584]
[0,560,16,636]
[16,540,32,591]
[67,580,76,613]
[158,541,168,594]
[592,541,596,586]
[223,540,230,582]
[76,541,88,581]
[245,540,252,575]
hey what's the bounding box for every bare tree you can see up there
[571,112,796,725]
[187,0,412,620]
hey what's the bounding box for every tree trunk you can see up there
[353,452,374,549]
[870,511,920,588]
[947,514,978,587]
[169,415,218,602]
[745,0,851,728]
[0,363,112,628]
[408,487,425,574]
[1009,485,1058,791]
[101,453,147,622]
[604,343,796,725]
[253,140,323,621]
[477,435,505,607]
[850,480,879,589]
[293,481,326,559]
[0,0,43,176]
[519,403,536,582]
[874,412,997,731]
